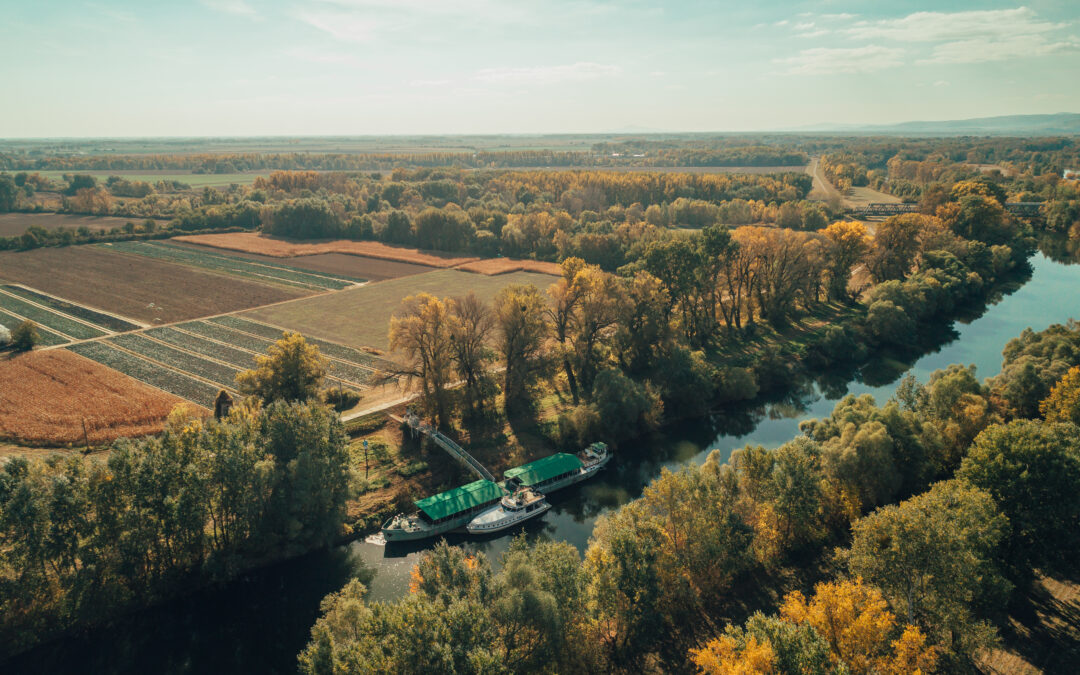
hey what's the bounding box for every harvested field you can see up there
[0,350,186,446]
[174,232,481,267]
[172,242,435,281]
[454,258,561,275]
[0,212,169,237]
[244,269,555,351]
[173,232,559,276]
[0,245,308,324]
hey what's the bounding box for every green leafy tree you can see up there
[10,320,39,352]
[236,332,328,403]
[494,284,549,411]
[958,420,1080,578]
[846,480,1010,663]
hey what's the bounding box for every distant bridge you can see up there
[851,202,1044,218]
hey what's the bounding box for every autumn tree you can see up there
[236,332,327,403]
[846,480,1009,662]
[866,214,924,282]
[448,292,496,419]
[547,257,588,401]
[1039,365,1080,425]
[494,284,549,412]
[388,293,457,429]
[780,578,938,674]
[821,221,870,301]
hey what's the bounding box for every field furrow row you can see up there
[2,284,141,332]
[101,241,360,291]
[108,333,241,390]
[0,308,71,346]
[145,327,259,370]
[67,342,221,408]
[210,315,394,370]
[0,291,108,340]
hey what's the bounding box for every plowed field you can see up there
[0,246,307,324]
[0,350,187,445]
[172,232,559,275]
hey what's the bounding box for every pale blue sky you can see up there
[2,1,1079,136]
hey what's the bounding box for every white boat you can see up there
[466,488,551,534]
[503,442,611,495]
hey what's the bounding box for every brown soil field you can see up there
[170,241,435,281]
[0,246,308,324]
[174,232,480,267]
[0,350,191,446]
[244,268,556,351]
[172,232,560,276]
[0,212,170,237]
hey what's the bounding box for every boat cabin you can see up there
[503,453,583,491]
[414,479,504,525]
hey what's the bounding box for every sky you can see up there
[2,1,1079,137]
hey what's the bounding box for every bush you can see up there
[396,460,429,478]
[324,387,361,412]
[11,320,39,352]
[0,323,10,346]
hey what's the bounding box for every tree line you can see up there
[300,319,1080,673]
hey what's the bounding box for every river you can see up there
[10,251,1080,674]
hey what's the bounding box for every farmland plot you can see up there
[174,318,384,389]
[145,326,259,370]
[0,246,307,324]
[0,308,70,346]
[0,290,108,340]
[2,285,141,331]
[208,316,395,370]
[104,241,363,290]
[68,342,221,408]
[0,350,184,446]
[243,269,556,350]
[108,333,242,390]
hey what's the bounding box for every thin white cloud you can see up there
[474,62,621,85]
[774,46,905,75]
[297,10,379,42]
[797,29,828,39]
[410,78,453,87]
[199,0,257,17]
[285,46,364,67]
[846,7,1062,43]
[921,34,1080,64]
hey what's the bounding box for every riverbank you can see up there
[6,248,1077,674]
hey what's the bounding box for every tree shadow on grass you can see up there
[983,573,1080,674]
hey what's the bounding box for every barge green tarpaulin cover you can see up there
[415,480,503,521]
[504,453,582,486]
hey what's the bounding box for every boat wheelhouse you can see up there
[503,443,610,495]
[467,487,551,534]
[381,479,504,542]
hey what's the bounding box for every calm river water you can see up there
[10,251,1080,674]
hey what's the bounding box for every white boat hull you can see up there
[467,501,551,534]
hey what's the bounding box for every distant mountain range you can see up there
[796,113,1080,136]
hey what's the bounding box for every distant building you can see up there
[1065,169,1079,180]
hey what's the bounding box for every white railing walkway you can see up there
[395,412,496,482]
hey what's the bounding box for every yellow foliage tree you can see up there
[690,635,776,675]
[822,220,871,300]
[780,578,937,674]
[1040,365,1080,426]
[235,331,328,404]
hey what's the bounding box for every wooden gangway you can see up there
[395,411,496,482]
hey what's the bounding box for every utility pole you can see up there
[82,418,90,453]
[363,438,369,479]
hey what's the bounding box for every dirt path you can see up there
[807,156,842,202]
[807,156,901,209]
